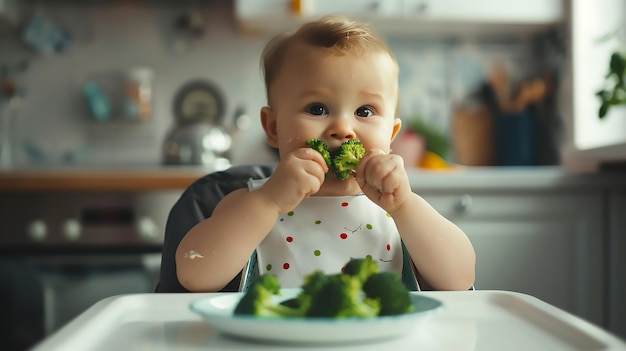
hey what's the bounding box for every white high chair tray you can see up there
[32,290,626,351]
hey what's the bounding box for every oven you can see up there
[0,190,181,351]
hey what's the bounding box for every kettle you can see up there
[162,121,232,168]
[162,80,249,168]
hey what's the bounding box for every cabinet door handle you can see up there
[454,194,473,214]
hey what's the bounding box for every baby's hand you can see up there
[356,149,412,213]
[260,147,329,214]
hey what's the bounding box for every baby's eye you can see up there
[306,103,328,116]
[355,106,374,117]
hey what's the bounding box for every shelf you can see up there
[0,167,211,192]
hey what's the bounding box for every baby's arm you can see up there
[357,150,475,291]
[391,194,476,290]
[176,148,328,292]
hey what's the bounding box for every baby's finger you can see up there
[363,154,406,194]
[378,161,404,193]
[366,158,396,192]
[295,147,330,173]
[356,148,386,183]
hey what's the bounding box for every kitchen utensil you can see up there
[172,79,225,126]
[162,121,232,168]
[511,79,547,112]
[162,79,236,168]
[487,64,512,112]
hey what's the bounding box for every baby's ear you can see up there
[390,118,402,142]
[260,106,279,148]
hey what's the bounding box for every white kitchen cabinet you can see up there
[608,191,626,338]
[402,0,562,23]
[417,189,605,326]
[235,0,564,37]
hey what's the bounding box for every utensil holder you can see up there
[494,109,536,166]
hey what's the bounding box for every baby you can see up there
[176,14,475,292]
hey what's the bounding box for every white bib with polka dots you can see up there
[248,178,403,288]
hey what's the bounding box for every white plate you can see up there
[189,289,443,345]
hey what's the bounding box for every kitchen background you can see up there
[1,1,625,350]
[0,0,566,169]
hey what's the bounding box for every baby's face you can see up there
[263,42,400,162]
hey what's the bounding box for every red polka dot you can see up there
[286,236,293,242]
[341,202,349,207]
[341,266,345,272]
[386,244,391,251]
[340,233,348,239]
[283,263,290,270]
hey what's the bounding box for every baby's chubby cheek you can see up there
[285,136,304,145]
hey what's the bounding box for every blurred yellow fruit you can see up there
[419,151,450,170]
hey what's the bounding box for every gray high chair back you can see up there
[156,164,426,293]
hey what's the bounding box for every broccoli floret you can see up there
[306,138,366,180]
[305,138,332,169]
[362,271,414,316]
[301,269,331,294]
[332,139,366,180]
[342,255,379,284]
[307,273,380,318]
[282,270,330,312]
[277,270,330,311]
[233,274,305,317]
[232,257,413,319]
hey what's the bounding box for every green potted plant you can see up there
[596,50,626,119]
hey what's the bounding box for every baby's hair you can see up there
[261,15,397,102]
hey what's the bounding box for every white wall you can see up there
[0,0,545,167]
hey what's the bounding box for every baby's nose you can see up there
[328,115,356,141]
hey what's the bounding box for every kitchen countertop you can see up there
[0,165,624,192]
[0,166,214,192]
[406,166,626,191]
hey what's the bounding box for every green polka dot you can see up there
[287,211,294,216]
[266,264,272,271]
[314,250,321,256]
[315,220,321,224]
[385,212,391,217]
[366,224,373,230]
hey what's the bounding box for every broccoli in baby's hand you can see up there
[233,257,414,319]
[305,138,332,169]
[332,139,366,180]
[305,138,366,180]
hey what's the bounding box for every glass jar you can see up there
[124,68,153,121]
